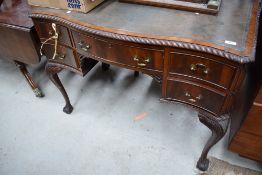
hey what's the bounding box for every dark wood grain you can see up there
[43,44,79,69]
[73,29,165,75]
[166,78,226,115]
[230,132,262,162]
[34,20,72,47]
[229,87,262,162]
[30,0,261,170]
[45,63,73,114]
[14,61,44,97]
[0,24,40,64]
[197,113,229,171]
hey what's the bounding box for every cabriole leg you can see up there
[14,61,44,97]
[196,113,230,171]
[45,63,73,114]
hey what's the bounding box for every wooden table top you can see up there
[31,0,260,63]
[0,0,33,28]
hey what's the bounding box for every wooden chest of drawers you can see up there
[229,87,262,161]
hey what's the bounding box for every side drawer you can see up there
[166,79,226,114]
[34,21,72,46]
[72,31,108,59]
[169,51,237,89]
[72,31,164,72]
[43,44,79,69]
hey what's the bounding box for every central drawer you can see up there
[72,31,164,72]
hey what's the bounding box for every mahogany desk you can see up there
[30,0,261,171]
[0,0,43,97]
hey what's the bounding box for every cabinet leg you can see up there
[196,113,230,171]
[101,63,110,71]
[14,61,44,97]
[45,63,73,114]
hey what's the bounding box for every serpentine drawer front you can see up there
[72,31,164,73]
[72,31,109,59]
[166,79,226,115]
[34,21,72,46]
[107,43,164,73]
[43,44,79,69]
[168,51,237,89]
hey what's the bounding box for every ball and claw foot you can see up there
[196,158,209,171]
[63,104,73,114]
[33,88,44,97]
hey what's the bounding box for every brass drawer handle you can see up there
[144,57,150,63]
[190,63,209,74]
[137,63,147,67]
[133,56,139,62]
[185,92,202,103]
[133,56,151,67]
[55,53,66,60]
[78,42,84,46]
[48,30,53,36]
[78,41,91,51]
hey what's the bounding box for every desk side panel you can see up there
[0,24,40,64]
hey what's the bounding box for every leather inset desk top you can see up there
[31,0,260,62]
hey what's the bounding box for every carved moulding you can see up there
[29,14,256,63]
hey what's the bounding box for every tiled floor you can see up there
[0,58,261,175]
